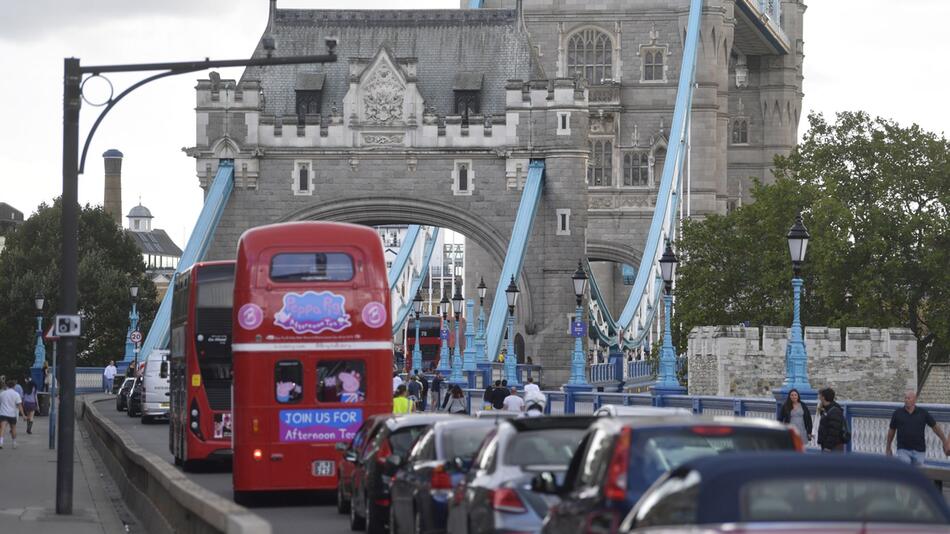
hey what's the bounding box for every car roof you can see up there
[595,405,692,416]
[505,416,597,432]
[384,413,459,430]
[431,418,502,433]
[593,414,789,433]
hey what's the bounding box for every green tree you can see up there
[675,112,950,374]
[0,200,158,376]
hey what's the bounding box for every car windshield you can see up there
[442,425,495,460]
[505,429,588,468]
[630,427,793,496]
[389,426,428,457]
[740,478,942,524]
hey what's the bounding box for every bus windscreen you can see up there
[270,252,354,282]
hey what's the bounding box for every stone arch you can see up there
[587,239,641,267]
[278,195,536,328]
[210,136,240,159]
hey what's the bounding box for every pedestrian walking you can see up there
[406,375,422,410]
[778,388,813,443]
[816,387,847,452]
[502,387,524,412]
[42,362,51,392]
[430,372,444,412]
[13,378,23,397]
[490,380,507,410]
[523,377,541,396]
[392,371,404,393]
[442,385,467,414]
[21,377,38,435]
[483,381,496,410]
[886,390,950,465]
[417,371,429,411]
[0,379,24,449]
[103,360,118,394]
[393,384,413,414]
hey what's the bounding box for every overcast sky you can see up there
[2,0,947,248]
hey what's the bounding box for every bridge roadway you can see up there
[99,402,350,532]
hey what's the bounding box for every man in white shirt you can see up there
[0,380,24,449]
[523,377,541,396]
[502,387,525,412]
[103,361,118,394]
[392,371,404,393]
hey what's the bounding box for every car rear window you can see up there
[442,425,495,461]
[270,252,354,282]
[505,429,588,468]
[740,478,943,524]
[389,426,429,457]
[630,427,794,496]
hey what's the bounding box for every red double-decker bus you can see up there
[169,261,235,469]
[231,222,393,501]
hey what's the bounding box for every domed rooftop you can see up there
[102,149,124,158]
[127,203,153,219]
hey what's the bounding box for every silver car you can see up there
[446,416,596,534]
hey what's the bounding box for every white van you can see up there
[141,349,171,423]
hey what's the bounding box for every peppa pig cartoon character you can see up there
[276,381,299,403]
[338,370,363,403]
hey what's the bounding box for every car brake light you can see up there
[690,426,733,436]
[490,488,526,514]
[430,465,452,490]
[604,427,632,501]
[376,439,393,461]
[253,448,263,461]
[789,428,805,452]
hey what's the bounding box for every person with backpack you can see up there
[817,387,847,452]
[430,372,444,412]
[417,371,429,411]
[490,380,508,410]
[442,385,467,414]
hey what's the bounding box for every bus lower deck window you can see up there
[318,361,366,403]
[275,360,303,403]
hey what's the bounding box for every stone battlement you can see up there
[687,325,917,402]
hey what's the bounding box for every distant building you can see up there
[0,202,24,254]
[126,203,183,299]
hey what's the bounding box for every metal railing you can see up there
[76,367,106,394]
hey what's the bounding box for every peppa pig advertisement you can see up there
[278,408,363,443]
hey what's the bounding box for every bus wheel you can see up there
[349,496,365,531]
[336,484,350,514]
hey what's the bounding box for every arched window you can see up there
[732,119,748,144]
[567,29,613,85]
[623,152,650,187]
[588,139,613,186]
[643,49,664,81]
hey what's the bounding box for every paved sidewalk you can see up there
[0,402,138,534]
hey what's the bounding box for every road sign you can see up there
[130,331,143,343]
[571,320,587,338]
[44,325,60,341]
[440,328,449,341]
[55,315,81,337]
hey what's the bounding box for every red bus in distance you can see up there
[169,261,235,469]
[231,222,393,501]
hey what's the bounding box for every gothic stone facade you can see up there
[189,2,804,383]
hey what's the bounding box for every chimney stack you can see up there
[103,149,123,226]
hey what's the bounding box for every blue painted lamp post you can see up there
[449,283,465,384]
[411,290,424,374]
[567,262,589,386]
[504,276,520,386]
[436,292,451,373]
[474,277,488,366]
[778,213,815,398]
[31,293,47,387]
[462,298,477,372]
[121,284,140,370]
[653,243,686,395]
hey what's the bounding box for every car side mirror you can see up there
[383,455,403,476]
[531,471,560,495]
[335,442,348,452]
[343,451,358,463]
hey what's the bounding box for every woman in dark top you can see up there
[778,388,813,442]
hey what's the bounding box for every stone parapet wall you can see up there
[687,325,917,402]
[919,364,950,404]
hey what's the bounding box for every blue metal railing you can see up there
[76,367,106,394]
[139,161,235,358]
[392,227,440,335]
[484,160,545,363]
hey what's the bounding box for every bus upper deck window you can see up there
[317,361,366,403]
[275,360,303,403]
[270,253,354,282]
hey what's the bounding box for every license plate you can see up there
[312,461,335,477]
[160,403,169,408]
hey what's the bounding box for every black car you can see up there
[389,418,502,534]
[348,413,458,533]
[540,416,802,534]
[620,452,950,532]
[335,414,390,515]
[115,377,135,412]
[126,377,144,417]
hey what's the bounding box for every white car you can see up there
[140,349,171,423]
[592,404,692,417]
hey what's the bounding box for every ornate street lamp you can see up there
[411,290,424,374]
[782,212,814,394]
[568,262,589,386]
[32,292,47,381]
[436,292,451,372]
[475,277,488,365]
[504,276,520,386]
[123,283,140,367]
[450,282,465,383]
[654,242,685,393]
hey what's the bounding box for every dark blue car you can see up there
[388,418,502,534]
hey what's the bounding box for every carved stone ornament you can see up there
[362,133,405,146]
[362,63,405,125]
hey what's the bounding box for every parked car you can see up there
[446,416,597,534]
[335,414,390,514]
[593,405,691,417]
[115,377,135,412]
[389,418,504,534]
[348,413,458,533]
[539,416,804,534]
[619,452,950,533]
[126,376,144,417]
[140,349,171,423]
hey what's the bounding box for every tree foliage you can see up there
[675,112,950,372]
[0,200,158,377]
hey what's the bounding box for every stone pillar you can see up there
[103,149,124,226]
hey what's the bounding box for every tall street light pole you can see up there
[654,242,685,395]
[437,293,451,373]
[32,293,47,387]
[780,213,815,397]
[57,43,337,515]
[411,291,424,373]
[450,283,465,384]
[475,277,488,365]
[504,276,520,386]
[568,262,589,386]
[123,283,139,370]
